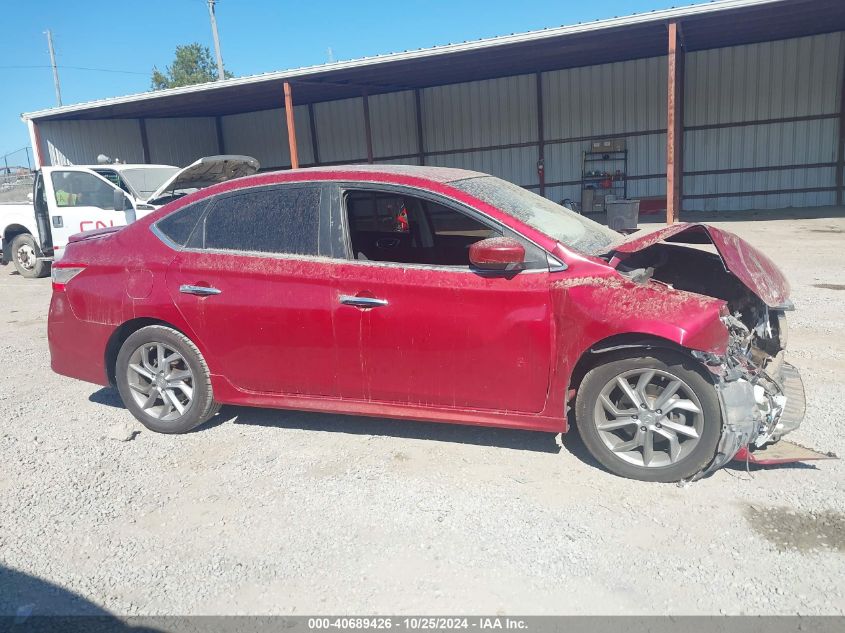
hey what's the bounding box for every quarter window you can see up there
[155,200,209,246]
[203,187,321,256]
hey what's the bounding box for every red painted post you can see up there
[666,20,684,223]
[284,82,299,169]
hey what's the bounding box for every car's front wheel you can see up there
[115,325,220,433]
[575,350,722,482]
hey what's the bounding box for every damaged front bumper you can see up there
[691,350,806,479]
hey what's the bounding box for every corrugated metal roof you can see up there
[22,0,845,122]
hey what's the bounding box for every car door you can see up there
[330,184,553,413]
[164,183,340,396]
[42,167,135,251]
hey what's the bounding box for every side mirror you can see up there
[113,189,126,211]
[469,237,525,270]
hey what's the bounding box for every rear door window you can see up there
[201,186,322,256]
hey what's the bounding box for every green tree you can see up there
[151,43,233,89]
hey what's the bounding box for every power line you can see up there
[0,64,148,76]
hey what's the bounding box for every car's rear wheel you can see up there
[115,325,220,434]
[11,233,49,278]
[574,350,722,482]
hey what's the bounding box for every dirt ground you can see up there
[1,210,844,616]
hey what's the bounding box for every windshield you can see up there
[451,176,621,256]
[118,167,180,200]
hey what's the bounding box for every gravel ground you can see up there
[0,210,843,616]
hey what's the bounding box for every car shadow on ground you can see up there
[89,388,821,475]
[89,387,581,456]
[212,403,568,455]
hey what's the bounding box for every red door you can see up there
[331,262,552,412]
[167,251,338,396]
[165,184,338,396]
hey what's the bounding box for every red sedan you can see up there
[48,166,804,481]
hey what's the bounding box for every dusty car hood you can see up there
[146,155,259,204]
[610,223,790,307]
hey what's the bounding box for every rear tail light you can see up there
[51,266,85,291]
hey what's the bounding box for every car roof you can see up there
[269,164,486,184]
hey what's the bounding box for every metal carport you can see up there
[21,0,845,222]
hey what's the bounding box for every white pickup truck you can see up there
[0,155,259,278]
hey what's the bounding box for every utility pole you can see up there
[206,0,225,81]
[45,29,62,105]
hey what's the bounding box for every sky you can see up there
[0,0,703,164]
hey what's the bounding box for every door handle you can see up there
[339,295,388,308]
[180,284,221,296]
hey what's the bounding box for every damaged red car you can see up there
[48,166,804,482]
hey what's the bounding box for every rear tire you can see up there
[575,350,722,482]
[115,325,219,434]
[11,234,48,278]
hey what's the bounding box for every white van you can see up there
[1,155,258,277]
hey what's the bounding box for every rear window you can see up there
[202,187,321,256]
[155,200,209,246]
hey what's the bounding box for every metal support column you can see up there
[215,116,226,154]
[414,89,425,166]
[836,45,845,206]
[536,72,546,198]
[363,91,374,164]
[308,103,320,166]
[139,119,151,164]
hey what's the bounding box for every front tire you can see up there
[115,325,219,434]
[575,350,722,482]
[11,234,48,278]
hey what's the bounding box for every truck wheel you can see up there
[575,350,722,482]
[115,325,219,434]
[11,234,48,278]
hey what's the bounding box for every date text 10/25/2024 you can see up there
[308,618,528,630]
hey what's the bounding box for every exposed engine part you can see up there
[617,266,654,284]
[690,310,804,480]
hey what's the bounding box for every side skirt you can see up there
[210,374,567,434]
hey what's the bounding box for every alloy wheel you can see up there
[592,368,704,468]
[125,342,195,421]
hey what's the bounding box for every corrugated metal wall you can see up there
[420,75,537,186]
[221,105,314,168]
[39,119,145,165]
[543,56,667,204]
[146,117,218,166]
[369,90,418,160]
[683,32,845,210]
[35,30,845,212]
[314,98,368,163]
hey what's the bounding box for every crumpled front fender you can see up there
[690,353,806,480]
